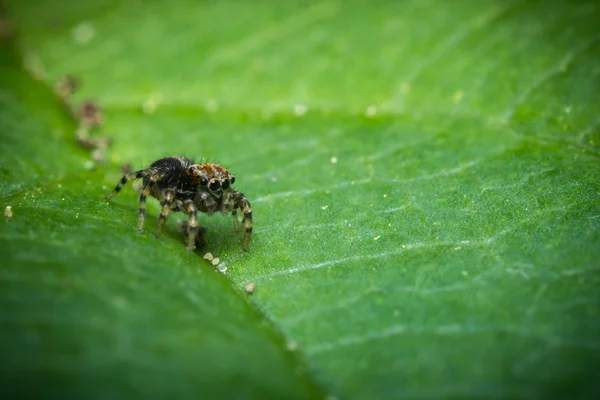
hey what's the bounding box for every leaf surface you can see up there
[3,1,600,399]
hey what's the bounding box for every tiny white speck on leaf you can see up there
[5,206,13,218]
[330,156,338,164]
[564,106,572,114]
[217,263,227,273]
[260,109,272,120]
[142,92,164,114]
[205,99,219,113]
[453,246,462,251]
[401,244,406,249]
[72,22,95,45]
[374,235,381,240]
[112,296,126,308]
[462,270,469,277]
[245,283,255,294]
[321,205,328,210]
[365,105,377,117]
[23,52,45,80]
[203,252,214,261]
[286,340,298,351]
[383,194,387,198]
[452,90,464,104]
[62,198,65,201]
[75,213,79,219]
[211,257,220,266]
[293,104,307,116]
[52,129,63,140]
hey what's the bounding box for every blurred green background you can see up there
[1,1,599,399]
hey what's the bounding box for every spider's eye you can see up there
[221,179,230,190]
[189,166,196,172]
[230,176,236,184]
[200,177,209,186]
[209,180,221,191]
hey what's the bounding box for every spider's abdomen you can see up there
[146,157,196,198]
[149,156,192,173]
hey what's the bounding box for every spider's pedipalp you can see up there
[195,190,217,215]
[105,169,148,201]
[221,190,234,214]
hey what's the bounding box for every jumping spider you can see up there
[105,156,253,252]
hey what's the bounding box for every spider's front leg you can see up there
[233,191,253,251]
[105,169,149,201]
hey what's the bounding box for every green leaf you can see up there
[0,43,325,400]
[3,1,600,399]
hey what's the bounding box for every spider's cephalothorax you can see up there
[105,156,253,252]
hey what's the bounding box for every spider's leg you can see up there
[231,208,240,232]
[137,175,158,232]
[233,191,253,251]
[178,220,207,249]
[184,199,199,252]
[105,169,148,201]
[155,188,175,238]
[221,190,238,231]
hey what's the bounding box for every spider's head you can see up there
[186,163,235,196]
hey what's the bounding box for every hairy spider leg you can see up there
[184,199,200,252]
[233,191,253,251]
[156,189,175,238]
[105,169,148,201]
[178,220,207,249]
[231,208,240,232]
[222,190,240,231]
[137,175,158,232]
